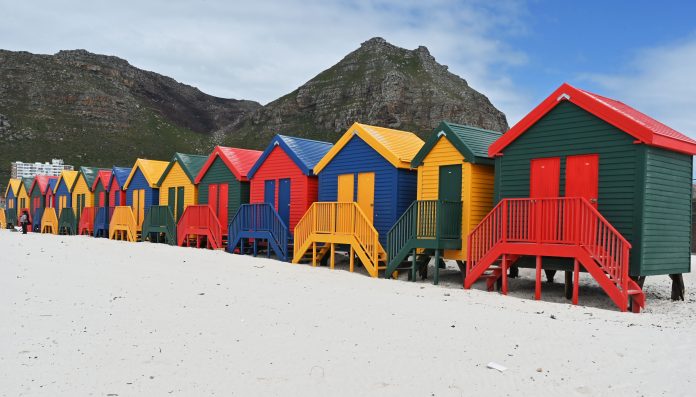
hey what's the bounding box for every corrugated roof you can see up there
[248,135,333,178]
[490,83,696,156]
[92,170,113,191]
[78,166,109,190]
[21,177,34,192]
[5,178,21,197]
[109,166,131,190]
[158,153,209,185]
[314,122,425,173]
[29,175,58,196]
[412,121,502,167]
[47,178,58,193]
[54,170,79,193]
[124,159,169,189]
[195,146,263,183]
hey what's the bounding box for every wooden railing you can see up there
[176,205,222,249]
[78,207,96,235]
[294,202,383,268]
[0,208,6,228]
[109,206,138,241]
[228,203,289,260]
[32,207,45,231]
[142,205,177,244]
[41,207,59,234]
[58,208,77,235]
[467,197,631,291]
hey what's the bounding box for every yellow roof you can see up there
[123,158,170,188]
[54,170,79,193]
[5,178,22,197]
[314,122,425,173]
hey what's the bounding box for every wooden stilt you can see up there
[411,249,417,282]
[564,271,573,300]
[669,274,685,301]
[253,239,258,257]
[240,238,245,254]
[572,259,579,305]
[433,249,440,285]
[267,239,271,258]
[501,254,508,295]
[535,256,542,300]
[349,246,354,273]
[330,243,335,270]
[312,242,317,267]
[544,269,556,284]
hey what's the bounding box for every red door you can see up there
[530,157,561,242]
[219,184,229,233]
[99,192,105,207]
[565,154,599,208]
[209,184,218,217]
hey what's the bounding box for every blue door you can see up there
[278,178,291,226]
[264,180,275,206]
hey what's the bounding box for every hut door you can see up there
[438,165,462,202]
[278,178,291,226]
[218,184,229,230]
[337,174,354,202]
[565,154,599,208]
[133,190,145,226]
[168,187,176,218]
[176,187,185,222]
[264,180,276,206]
[99,192,105,208]
[530,157,560,241]
[357,172,375,222]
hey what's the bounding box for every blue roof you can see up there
[47,179,57,191]
[108,166,132,189]
[248,134,333,178]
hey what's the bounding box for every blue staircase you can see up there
[93,207,110,238]
[32,208,44,232]
[228,203,290,261]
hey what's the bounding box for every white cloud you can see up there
[581,36,696,138]
[0,0,530,124]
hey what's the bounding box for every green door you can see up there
[168,187,176,219]
[438,165,462,202]
[176,187,185,222]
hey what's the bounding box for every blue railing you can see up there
[94,207,111,238]
[32,207,45,232]
[228,203,290,261]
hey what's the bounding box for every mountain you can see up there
[0,49,260,184]
[225,37,508,145]
[0,38,508,189]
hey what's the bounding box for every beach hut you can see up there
[229,135,333,260]
[92,169,113,237]
[28,175,58,232]
[141,153,206,245]
[385,122,502,283]
[465,83,696,312]
[54,170,79,235]
[292,122,424,277]
[110,159,168,241]
[4,178,22,228]
[178,146,262,249]
[74,166,106,236]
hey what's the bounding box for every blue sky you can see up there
[1,0,695,136]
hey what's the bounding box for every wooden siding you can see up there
[93,182,107,209]
[249,145,313,231]
[416,137,495,259]
[109,178,124,206]
[30,184,45,212]
[496,101,646,274]
[125,169,159,208]
[197,156,247,223]
[639,146,692,275]
[159,161,197,219]
[55,179,73,213]
[318,135,416,245]
[72,175,94,209]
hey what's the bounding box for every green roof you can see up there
[21,177,34,192]
[411,121,503,167]
[157,152,209,185]
[77,166,109,189]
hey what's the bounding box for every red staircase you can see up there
[465,197,645,312]
[78,207,96,235]
[177,205,223,249]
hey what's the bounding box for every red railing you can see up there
[78,207,96,235]
[467,197,631,291]
[177,205,223,249]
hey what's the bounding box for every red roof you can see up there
[29,175,58,195]
[194,146,263,183]
[92,170,113,191]
[489,83,696,156]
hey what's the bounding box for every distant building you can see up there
[10,159,74,178]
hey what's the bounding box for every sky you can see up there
[1,0,696,137]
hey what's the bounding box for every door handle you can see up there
[590,198,597,203]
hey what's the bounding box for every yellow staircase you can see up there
[109,206,139,242]
[0,208,5,229]
[292,202,387,277]
[40,208,59,235]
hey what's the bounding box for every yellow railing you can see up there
[41,208,59,235]
[109,206,138,242]
[293,202,385,276]
[0,208,6,229]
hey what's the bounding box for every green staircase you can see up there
[58,208,77,235]
[386,200,462,284]
[142,205,177,245]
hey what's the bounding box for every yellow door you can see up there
[132,189,145,226]
[337,174,354,202]
[357,172,375,222]
[59,196,66,215]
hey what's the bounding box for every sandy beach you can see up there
[1,229,695,396]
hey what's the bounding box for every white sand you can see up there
[1,229,695,396]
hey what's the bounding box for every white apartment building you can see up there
[10,159,74,178]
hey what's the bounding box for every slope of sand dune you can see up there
[1,230,695,396]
